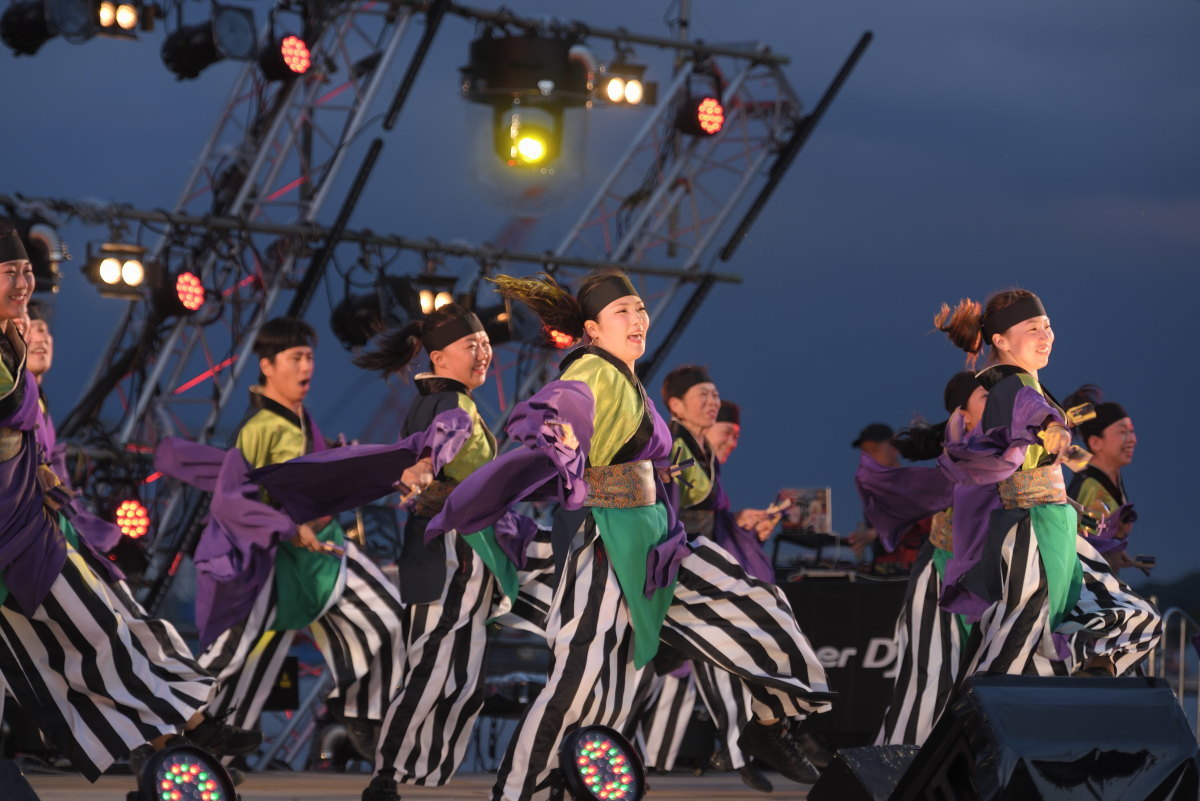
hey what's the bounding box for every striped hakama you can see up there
[199,540,404,731]
[0,548,213,781]
[491,527,830,801]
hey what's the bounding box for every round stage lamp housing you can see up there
[135,742,237,801]
[558,725,645,801]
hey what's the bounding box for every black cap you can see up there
[716,400,740,425]
[852,423,894,448]
[943,371,982,414]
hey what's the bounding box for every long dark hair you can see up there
[353,303,473,376]
[893,419,948,462]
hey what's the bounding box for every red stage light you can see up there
[695,97,724,135]
[115,499,151,539]
[547,328,576,349]
[280,35,310,75]
[175,271,205,312]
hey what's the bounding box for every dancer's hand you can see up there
[399,458,435,495]
[290,522,324,552]
[1041,424,1071,462]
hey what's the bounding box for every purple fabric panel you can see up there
[64,503,126,583]
[154,437,226,494]
[1088,504,1134,554]
[0,371,67,612]
[935,391,1065,620]
[854,453,955,552]
[248,408,471,523]
[194,446,297,647]
[643,401,690,594]
[427,381,596,540]
[939,481,999,620]
[493,509,539,569]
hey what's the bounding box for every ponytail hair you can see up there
[353,303,475,377]
[935,288,1043,369]
[934,298,984,367]
[490,272,587,341]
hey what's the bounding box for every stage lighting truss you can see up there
[0,0,55,55]
[462,29,592,171]
[114,498,151,539]
[559,725,645,801]
[84,242,153,299]
[161,4,256,80]
[95,0,137,37]
[674,61,726,137]
[132,742,237,801]
[599,47,654,107]
[414,273,457,315]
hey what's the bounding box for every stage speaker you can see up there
[0,760,41,801]
[809,745,920,801]
[889,675,1199,801]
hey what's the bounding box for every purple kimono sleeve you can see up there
[426,381,594,541]
[194,446,298,647]
[154,437,227,494]
[248,408,472,523]
[855,453,955,552]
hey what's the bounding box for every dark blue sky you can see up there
[4,0,1198,583]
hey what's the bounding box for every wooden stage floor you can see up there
[26,770,812,800]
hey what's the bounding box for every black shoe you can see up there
[343,717,382,761]
[789,728,833,770]
[186,715,264,756]
[739,761,774,793]
[738,721,820,785]
[362,774,401,801]
[710,748,733,772]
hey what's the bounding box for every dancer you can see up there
[1064,385,1138,570]
[871,372,977,746]
[934,290,1160,678]
[426,270,833,801]
[345,305,555,801]
[638,371,770,792]
[162,317,406,745]
[0,226,222,782]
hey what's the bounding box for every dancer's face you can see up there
[431,330,492,391]
[992,314,1053,373]
[707,421,740,464]
[0,259,33,322]
[1089,417,1136,468]
[584,295,648,368]
[668,382,720,431]
[961,385,989,433]
[261,345,314,407]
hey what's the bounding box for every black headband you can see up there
[421,312,484,352]
[943,371,982,413]
[716,401,740,424]
[579,274,639,321]
[0,231,29,264]
[982,295,1047,342]
[1080,401,1129,440]
[663,365,713,403]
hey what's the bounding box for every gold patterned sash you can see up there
[584,460,656,508]
[411,477,459,518]
[929,508,954,553]
[998,464,1067,510]
[0,427,20,462]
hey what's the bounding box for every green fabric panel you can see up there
[562,355,641,468]
[58,513,79,549]
[672,435,712,510]
[462,526,519,606]
[1029,503,1083,630]
[272,518,346,630]
[235,408,307,470]
[1073,476,1118,518]
[0,356,14,398]
[444,394,497,483]
[593,503,675,669]
[931,546,973,640]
